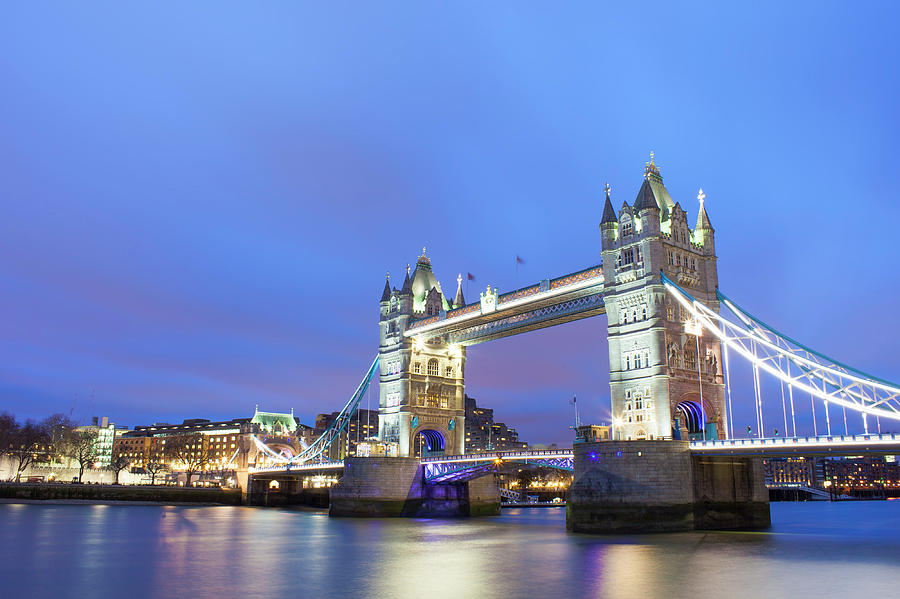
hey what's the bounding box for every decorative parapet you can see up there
[550,266,604,290]
[497,284,541,306]
[480,285,499,314]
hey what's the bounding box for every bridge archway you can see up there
[676,400,704,434]
[414,429,446,457]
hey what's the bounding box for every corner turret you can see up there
[694,188,715,255]
[454,273,466,308]
[600,182,618,250]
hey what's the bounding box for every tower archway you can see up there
[413,429,446,457]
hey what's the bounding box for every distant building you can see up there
[763,457,814,486]
[314,409,379,459]
[464,396,527,453]
[115,408,312,481]
[575,424,611,443]
[77,416,126,468]
[823,456,900,492]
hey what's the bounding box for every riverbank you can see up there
[0,482,242,505]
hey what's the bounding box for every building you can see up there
[114,408,310,483]
[823,456,900,493]
[464,396,527,453]
[77,416,125,468]
[575,424,612,443]
[763,457,814,487]
[314,409,379,459]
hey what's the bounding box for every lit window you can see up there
[414,363,422,374]
[427,359,439,376]
[445,366,453,377]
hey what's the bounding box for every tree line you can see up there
[1,412,220,486]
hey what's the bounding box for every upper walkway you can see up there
[404,265,604,345]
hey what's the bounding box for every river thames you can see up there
[2,501,899,599]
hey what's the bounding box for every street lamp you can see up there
[685,319,706,441]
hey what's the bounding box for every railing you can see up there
[249,460,344,474]
[691,433,900,451]
[421,449,574,463]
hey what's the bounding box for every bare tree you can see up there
[164,433,212,487]
[108,455,129,485]
[144,459,169,486]
[43,413,77,466]
[8,420,48,482]
[68,430,99,483]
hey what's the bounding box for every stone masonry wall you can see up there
[567,440,695,533]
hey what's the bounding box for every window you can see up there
[621,248,635,265]
[667,250,674,265]
[427,359,439,376]
[642,306,647,320]
[414,362,422,374]
[622,221,633,236]
[445,366,453,377]
[667,304,674,320]
[635,354,642,369]
[625,355,631,370]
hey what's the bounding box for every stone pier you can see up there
[566,440,770,533]
[329,457,500,518]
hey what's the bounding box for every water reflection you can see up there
[1,503,899,598]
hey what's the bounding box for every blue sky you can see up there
[1,3,898,444]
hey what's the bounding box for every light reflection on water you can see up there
[2,502,899,599]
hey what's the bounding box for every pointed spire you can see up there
[633,178,658,213]
[600,182,617,225]
[454,273,465,307]
[380,271,392,302]
[695,188,713,230]
[401,264,412,295]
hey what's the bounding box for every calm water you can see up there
[2,502,900,599]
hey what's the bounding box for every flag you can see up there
[467,272,475,281]
[516,255,525,264]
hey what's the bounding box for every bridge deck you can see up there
[690,433,900,456]
[247,435,900,476]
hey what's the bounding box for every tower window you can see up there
[414,362,422,374]
[427,359,439,376]
[445,366,453,377]
[622,222,633,236]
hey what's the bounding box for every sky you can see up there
[1,3,899,445]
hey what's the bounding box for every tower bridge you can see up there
[244,154,900,532]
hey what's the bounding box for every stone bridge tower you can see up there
[378,250,467,457]
[600,155,726,440]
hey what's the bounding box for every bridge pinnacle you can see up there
[698,188,706,204]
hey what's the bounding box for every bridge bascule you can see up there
[246,155,900,531]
